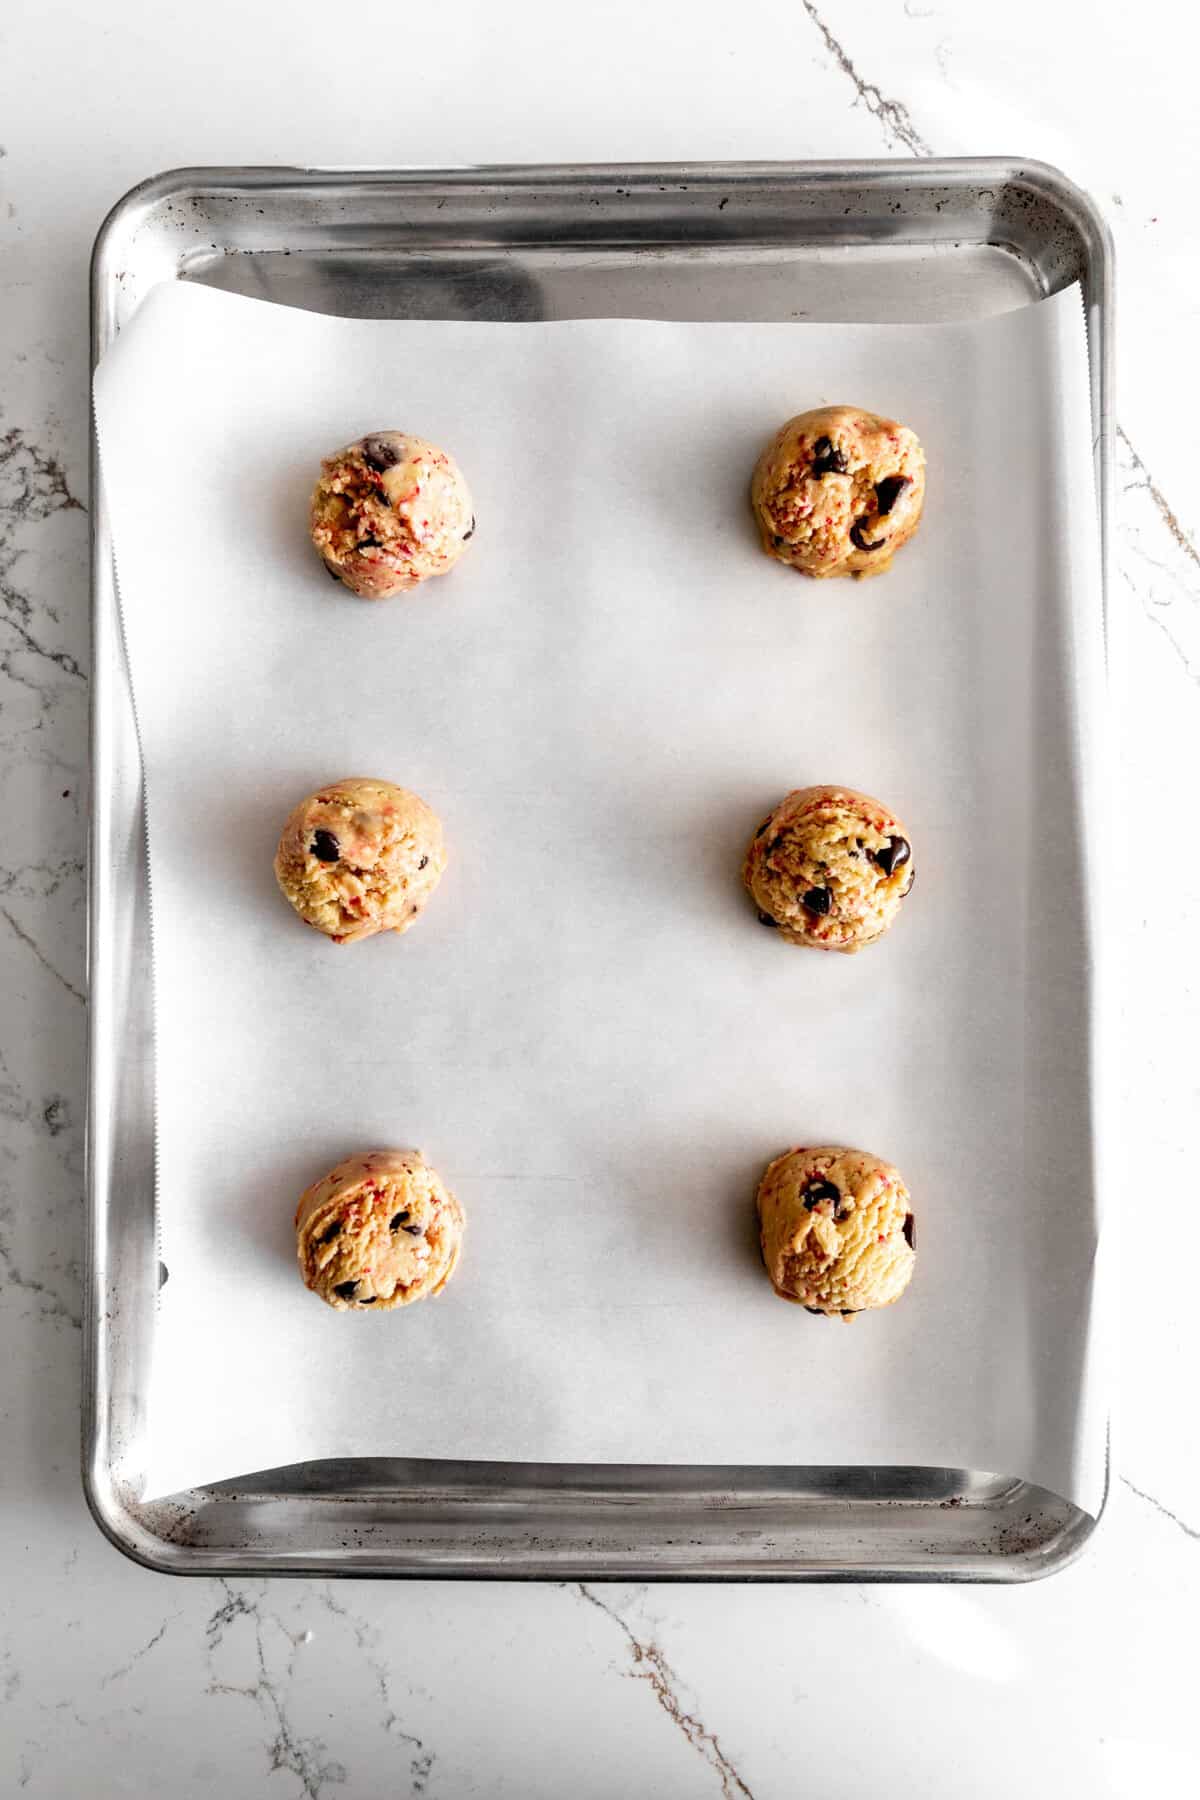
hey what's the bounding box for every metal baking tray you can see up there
[86,160,1112,1579]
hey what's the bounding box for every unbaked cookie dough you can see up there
[750,405,925,579]
[274,777,446,945]
[310,431,475,598]
[744,784,914,953]
[757,1145,915,1316]
[296,1149,464,1312]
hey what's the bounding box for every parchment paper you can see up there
[94,281,1107,1509]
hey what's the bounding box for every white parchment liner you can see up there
[94,283,1106,1508]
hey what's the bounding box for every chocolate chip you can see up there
[401,1222,426,1237]
[903,1213,916,1250]
[840,1309,861,1316]
[872,835,911,877]
[756,909,779,928]
[318,1219,344,1246]
[310,829,340,863]
[755,817,772,839]
[324,559,343,582]
[418,855,428,870]
[360,1297,378,1305]
[359,534,382,549]
[802,886,832,916]
[772,534,786,549]
[333,1279,360,1300]
[803,1178,841,1211]
[389,1211,410,1231]
[811,435,848,478]
[874,474,911,516]
[361,435,403,473]
[804,1305,828,1316]
[766,835,784,856]
[850,519,886,552]
[463,516,476,540]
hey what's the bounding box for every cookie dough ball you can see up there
[751,405,925,579]
[274,777,446,945]
[296,1149,464,1312]
[744,784,914,953]
[757,1145,915,1316]
[310,431,475,598]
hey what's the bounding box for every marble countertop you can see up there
[2,2,1196,1793]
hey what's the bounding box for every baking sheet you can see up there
[93,280,1105,1508]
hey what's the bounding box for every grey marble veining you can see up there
[1,0,1198,1794]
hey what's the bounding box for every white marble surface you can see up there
[1,2,1196,1794]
